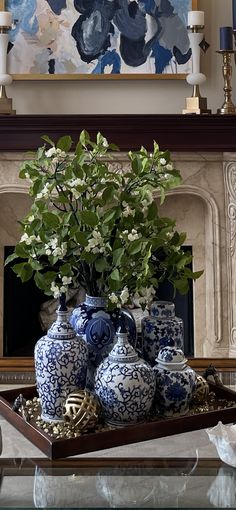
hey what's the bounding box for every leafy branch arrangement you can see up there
[6,130,202,308]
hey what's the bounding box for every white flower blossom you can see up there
[160,158,167,165]
[36,182,51,200]
[45,147,57,158]
[102,138,108,147]
[120,287,129,305]
[128,229,140,242]
[123,206,135,218]
[166,163,173,171]
[20,233,37,245]
[61,276,72,285]
[109,293,119,304]
[85,229,107,255]
[28,215,35,223]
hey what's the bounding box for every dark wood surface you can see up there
[0,383,236,460]
[0,114,236,152]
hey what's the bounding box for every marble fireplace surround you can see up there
[0,114,236,368]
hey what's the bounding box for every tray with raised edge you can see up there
[0,383,236,459]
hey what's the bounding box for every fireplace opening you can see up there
[3,245,194,357]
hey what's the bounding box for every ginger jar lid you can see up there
[108,330,139,363]
[156,346,188,370]
[48,296,76,340]
[151,301,175,319]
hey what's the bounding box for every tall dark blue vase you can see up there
[70,295,137,387]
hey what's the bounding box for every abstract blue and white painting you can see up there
[6,0,194,76]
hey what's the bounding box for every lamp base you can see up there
[0,96,15,115]
[182,96,211,115]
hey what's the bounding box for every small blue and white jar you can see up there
[34,298,88,422]
[141,301,184,366]
[153,346,197,417]
[94,327,156,427]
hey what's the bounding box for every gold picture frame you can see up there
[6,0,198,80]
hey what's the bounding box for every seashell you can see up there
[206,421,236,467]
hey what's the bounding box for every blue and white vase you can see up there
[34,296,88,422]
[153,346,197,417]
[141,301,184,366]
[70,295,137,386]
[94,326,156,427]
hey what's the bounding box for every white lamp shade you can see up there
[0,11,12,26]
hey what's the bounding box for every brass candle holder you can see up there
[216,50,236,114]
[0,0,15,115]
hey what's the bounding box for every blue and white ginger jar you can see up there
[70,295,137,387]
[142,301,184,366]
[153,346,197,417]
[94,328,156,427]
[34,301,88,422]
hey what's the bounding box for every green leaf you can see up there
[80,130,90,147]
[80,210,99,227]
[112,247,124,266]
[174,279,189,295]
[147,201,157,220]
[15,244,29,258]
[59,263,71,276]
[102,186,115,203]
[30,260,43,270]
[110,268,120,281]
[12,262,33,282]
[43,271,58,283]
[4,252,18,266]
[34,271,47,290]
[95,258,110,272]
[41,135,54,146]
[128,239,143,255]
[103,208,119,224]
[42,212,60,229]
[56,136,73,153]
[75,231,87,246]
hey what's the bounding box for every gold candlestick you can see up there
[216,50,236,114]
[0,2,15,115]
[0,1,5,10]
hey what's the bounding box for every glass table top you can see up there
[0,456,234,508]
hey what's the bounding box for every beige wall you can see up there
[7,0,235,115]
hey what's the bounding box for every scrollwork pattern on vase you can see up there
[94,329,155,426]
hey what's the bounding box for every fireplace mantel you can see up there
[0,114,236,152]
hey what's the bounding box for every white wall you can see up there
[6,0,236,115]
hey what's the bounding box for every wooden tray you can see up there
[0,383,236,460]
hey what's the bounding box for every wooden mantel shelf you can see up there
[0,114,236,152]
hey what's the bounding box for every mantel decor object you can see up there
[217,26,236,114]
[0,0,15,114]
[182,10,211,115]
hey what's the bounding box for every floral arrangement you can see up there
[6,130,202,309]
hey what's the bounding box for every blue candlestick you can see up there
[233,0,236,30]
[220,26,233,50]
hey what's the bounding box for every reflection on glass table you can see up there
[0,456,236,508]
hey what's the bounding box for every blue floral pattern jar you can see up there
[70,295,136,388]
[141,301,184,366]
[35,301,88,422]
[153,346,197,417]
[94,328,156,427]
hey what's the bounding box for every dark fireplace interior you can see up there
[3,246,194,357]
